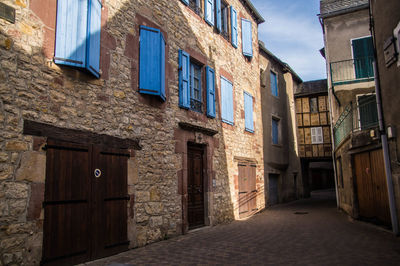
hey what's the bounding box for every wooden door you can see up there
[268,174,279,206]
[238,164,257,218]
[187,145,204,229]
[42,140,129,265]
[354,149,391,226]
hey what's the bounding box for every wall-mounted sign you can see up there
[0,3,15,24]
[94,169,102,178]
[383,37,397,68]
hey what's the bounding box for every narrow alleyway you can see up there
[85,190,400,265]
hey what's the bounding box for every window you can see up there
[221,76,234,124]
[244,92,254,133]
[179,50,216,117]
[310,97,318,113]
[351,36,374,79]
[204,0,215,26]
[357,94,378,130]
[241,18,253,57]
[270,71,278,97]
[311,127,323,144]
[54,0,101,78]
[220,1,229,40]
[139,26,166,101]
[189,0,201,15]
[272,118,279,144]
[190,62,202,112]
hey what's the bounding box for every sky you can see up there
[251,0,326,81]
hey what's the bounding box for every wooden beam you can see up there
[23,120,141,150]
[178,122,218,136]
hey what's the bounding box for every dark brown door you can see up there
[42,140,129,265]
[354,149,391,226]
[187,145,204,229]
[239,164,257,218]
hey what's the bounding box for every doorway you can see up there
[268,174,279,206]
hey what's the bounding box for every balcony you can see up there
[333,95,379,147]
[330,57,374,86]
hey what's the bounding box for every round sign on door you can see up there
[94,169,102,178]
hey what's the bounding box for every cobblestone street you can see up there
[85,190,400,265]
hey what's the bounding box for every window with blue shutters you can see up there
[221,76,234,125]
[272,118,279,144]
[244,92,254,133]
[230,6,238,48]
[204,0,215,26]
[179,50,191,109]
[139,26,166,101]
[220,1,229,40]
[54,0,102,78]
[241,18,253,57]
[270,71,278,97]
[190,62,202,112]
[206,66,216,118]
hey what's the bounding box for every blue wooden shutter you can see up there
[139,26,166,101]
[230,6,238,48]
[216,0,221,32]
[179,50,190,109]
[181,0,189,5]
[205,0,215,26]
[244,92,254,132]
[352,37,374,79]
[206,66,216,118]
[55,0,88,68]
[86,0,101,78]
[241,19,253,57]
[272,119,279,144]
[221,76,234,124]
[270,72,278,96]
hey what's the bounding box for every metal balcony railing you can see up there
[333,95,379,147]
[330,57,375,85]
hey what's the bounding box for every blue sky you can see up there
[252,0,326,81]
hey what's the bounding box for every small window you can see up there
[220,1,229,40]
[270,71,278,97]
[311,127,323,144]
[188,0,201,15]
[272,118,279,144]
[54,0,101,78]
[190,62,202,112]
[357,94,378,130]
[244,92,254,133]
[310,97,318,113]
[221,76,234,125]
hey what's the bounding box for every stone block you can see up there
[27,183,44,221]
[5,141,28,151]
[127,158,138,185]
[145,202,163,215]
[9,199,27,218]
[0,165,13,180]
[3,182,29,199]
[149,187,161,201]
[135,191,150,203]
[136,227,147,247]
[149,216,163,228]
[16,152,46,183]
[147,228,161,243]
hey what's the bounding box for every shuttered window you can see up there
[272,118,279,144]
[230,6,238,48]
[311,127,323,144]
[206,66,216,118]
[352,36,374,79]
[270,71,278,97]
[244,92,254,133]
[221,76,234,125]
[241,19,253,57]
[204,0,215,26]
[139,26,166,101]
[55,0,101,78]
[216,0,222,32]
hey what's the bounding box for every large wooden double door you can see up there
[187,145,205,229]
[238,164,257,218]
[42,139,129,265]
[354,149,391,226]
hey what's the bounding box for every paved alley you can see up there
[85,190,400,265]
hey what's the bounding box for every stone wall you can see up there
[0,0,265,264]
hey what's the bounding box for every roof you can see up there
[294,79,328,97]
[319,0,369,18]
[258,41,303,83]
[241,0,265,24]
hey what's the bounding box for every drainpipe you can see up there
[369,0,399,235]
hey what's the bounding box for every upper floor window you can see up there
[357,94,378,130]
[244,92,254,133]
[190,62,202,112]
[221,76,234,125]
[220,1,229,40]
[189,0,201,15]
[241,18,253,57]
[310,97,318,113]
[272,118,279,144]
[351,36,374,79]
[311,127,323,144]
[54,0,101,78]
[270,71,278,97]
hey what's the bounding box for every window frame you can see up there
[220,75,234,125]
[220,1,230,40]
[189,61,203,113]
[272,117,279,145]
[311,127,323,144]
[310,97,318,113]
[270,71,278,97]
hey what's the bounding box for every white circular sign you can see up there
[94,169,101,178]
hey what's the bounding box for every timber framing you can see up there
[23,120,142,150]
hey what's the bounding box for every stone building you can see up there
[0,0,274,264]
[259,42,303,206]
[294,79,334,195]
[369,0,400,234]
[319,0,391,228]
